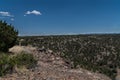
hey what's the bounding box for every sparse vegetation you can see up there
[0,52,37,76]
[14,52,37,69]
[0,53,13,76]
[20,34,120,79]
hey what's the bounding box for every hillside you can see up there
[19,34,120,79]
[0,46,111,80]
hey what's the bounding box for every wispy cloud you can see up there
[25,10,42,16]
[24,15,26,16]
[11,18,14,21]
[0,11,14,17]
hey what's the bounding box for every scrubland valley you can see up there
[20,34,120,80]
[0,20,112,80]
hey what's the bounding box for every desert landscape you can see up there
[0,44,111,80]
[1,0,120,80]
[18,34,120,80]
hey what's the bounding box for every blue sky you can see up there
[1,0,120,35]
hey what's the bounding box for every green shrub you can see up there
[14,53,37,69]
[0,53,14,76]
[0,52,37,76]
[0,20,18,52]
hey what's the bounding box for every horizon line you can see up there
[18,32,120,37]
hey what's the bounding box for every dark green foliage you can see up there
[20,34,120,79]
[0,20,18,52]
[0,53,14,76]
[14,53,37,69]
[0,52,37,76]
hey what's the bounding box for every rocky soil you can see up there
[0,46,111,80]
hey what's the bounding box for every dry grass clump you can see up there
[0,51,37,76]
[9,45,37,54]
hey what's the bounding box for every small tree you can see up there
[0,20,18,52]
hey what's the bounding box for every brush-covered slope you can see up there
[20,34,120,79]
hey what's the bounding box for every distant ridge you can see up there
[19,33,120,37]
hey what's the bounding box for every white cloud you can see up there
[25,10,42,15]
[24,15,26,16]
[0,11,14,17]
[11,18,14,21]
